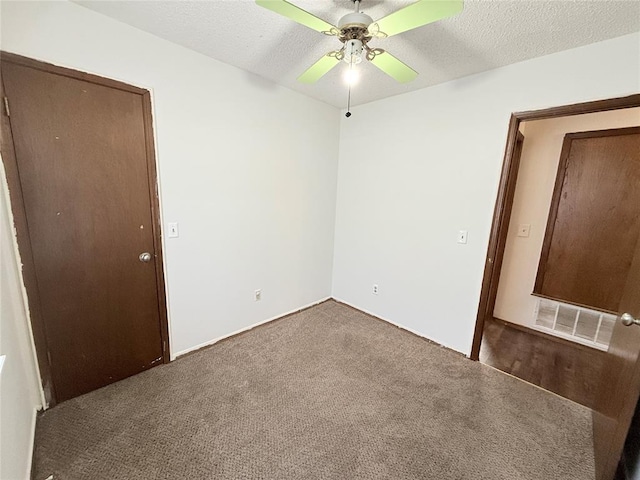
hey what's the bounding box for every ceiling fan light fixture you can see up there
[344,67,360,85]
[344,39,364,64]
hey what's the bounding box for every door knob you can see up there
[621,313,640,327]
[139,252,152,263]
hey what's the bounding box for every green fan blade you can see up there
[370,51,418,83]
[298,53,340,83]
[372,0,463,37]
[256,0,336,33]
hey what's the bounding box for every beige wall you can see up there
[493,107,640,327]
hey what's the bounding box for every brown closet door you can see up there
[534,128,640,313]
[1,59,166,403]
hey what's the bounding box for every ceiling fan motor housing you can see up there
[338,12,373,30]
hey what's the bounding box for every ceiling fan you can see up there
[255,0,463,85]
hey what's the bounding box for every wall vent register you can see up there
[533,298,615,350]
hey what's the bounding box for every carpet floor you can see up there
[33,300,594,479]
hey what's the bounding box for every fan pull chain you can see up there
[346,58,354,118]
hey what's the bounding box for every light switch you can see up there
[517,224,531,238]
[457,230,468,244]
[168,222,179,238]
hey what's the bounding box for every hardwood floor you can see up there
[479,317,607,408]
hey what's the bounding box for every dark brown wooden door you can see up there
[1,56,168,403]
[534,128,640,313]
[592,182,640,478]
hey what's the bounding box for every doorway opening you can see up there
[471,95,640,360]
[470,94,640,480]
[480,111,640,406]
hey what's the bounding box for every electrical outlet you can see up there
[254,289,261,301]
[372,284,379,295]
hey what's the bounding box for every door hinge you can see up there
[3,97,9,117]
[46,349,52,366]
[162,340,167,355]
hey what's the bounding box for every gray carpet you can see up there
[33,300,594,479]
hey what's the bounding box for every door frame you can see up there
[469,93,640,361]
[0,52,170,407]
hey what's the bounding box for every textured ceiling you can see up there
[75,0,640,108]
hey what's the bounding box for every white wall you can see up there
[0,1,341,357]
[494,108,640,327]
[0,158,43,479]
[332,32,640,355]
[2,0,637,474]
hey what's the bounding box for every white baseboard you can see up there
[172,297,331,360]
[25,407,38,480]
[332,297,468,357]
